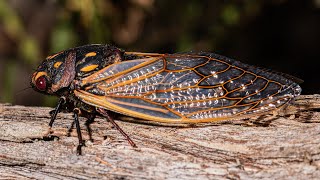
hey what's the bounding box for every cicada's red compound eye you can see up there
[35,76,47,91]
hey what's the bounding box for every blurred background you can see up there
[0,0,319,107]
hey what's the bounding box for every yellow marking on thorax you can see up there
[85,52,97,57]
[80,64,99,72]
[54,62,62,68]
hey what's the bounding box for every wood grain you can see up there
[0,95,320,179]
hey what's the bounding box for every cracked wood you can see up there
[0,95,320,179]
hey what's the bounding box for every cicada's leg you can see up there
[84,113,96,142]
[253,114,279,127]
[66,121,75,137]
[49,97,66,127]
[66,111,95,142]
[73,108,85,155]
[97,108,137,148]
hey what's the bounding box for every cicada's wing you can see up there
[74,52,302,123]
[76,55,184,123]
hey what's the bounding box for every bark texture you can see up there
[0,95,320,179]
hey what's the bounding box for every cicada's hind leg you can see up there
[97,108,137,148]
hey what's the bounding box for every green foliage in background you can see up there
[0,0,316,106]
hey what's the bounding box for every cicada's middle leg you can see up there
[73,108,85,155]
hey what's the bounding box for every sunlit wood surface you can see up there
[0,95,319,179]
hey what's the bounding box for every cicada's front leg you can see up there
[48,97,67,127]
[44,97,67,138]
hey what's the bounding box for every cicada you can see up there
[30,44,302,154]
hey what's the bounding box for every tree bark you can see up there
[0,95,320,179]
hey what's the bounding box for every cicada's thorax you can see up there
[31,45,124,97]
[74,45,124,79]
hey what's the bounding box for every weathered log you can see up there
[0,95,320,179]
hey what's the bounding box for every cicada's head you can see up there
[31,44,124,96]
[31,50,77,95]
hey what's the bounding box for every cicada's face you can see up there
[31,61,52,94]
[30,50,77,95]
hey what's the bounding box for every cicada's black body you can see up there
[31,44,302,154]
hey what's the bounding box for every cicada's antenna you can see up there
[15,86,32,96]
